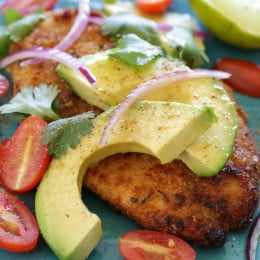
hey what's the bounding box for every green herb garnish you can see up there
[0,84,60,121]
[163,26,209,68]
[108,34,164,67]
[101,13,208,68]
[0,11,45,58]
[43,112,95,159]
[102,13,160,45]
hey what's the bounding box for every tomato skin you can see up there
[213,58,260,97]
[0,74,9,98]
[0,115,51,193]
[0,189,39,252]
[1,0,57,15]
[135,0,173,14]
[118,230,196,260]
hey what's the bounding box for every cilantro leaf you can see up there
[108,34,164,67]
[8,12,45,42]
[0,27,11,59]
[102,13,160,45]
[0,11,44,58]
[0,84,60,121]
[163,26,209,68]
[43,112,95,159]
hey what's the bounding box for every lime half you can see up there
[189,0,260,48]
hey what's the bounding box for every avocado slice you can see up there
[35,100,216,260]
[57,52,238,176]
[57,53,187,110]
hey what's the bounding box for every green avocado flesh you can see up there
[57,52,238,176]
[35,100,216,260]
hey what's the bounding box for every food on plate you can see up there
[189,0,260,48]
[0,0,259,258]
[36,100,215,259]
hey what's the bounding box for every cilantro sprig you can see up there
[0,84,60,121]
[43,112,95,159]
[102,13,160,45]
[108,34,164,67]
[102,13,208,68]
[163,26,209,68]
[0,9,45,58]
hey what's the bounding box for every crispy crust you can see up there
[6,8,260,247]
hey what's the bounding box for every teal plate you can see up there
[0,0,259,259]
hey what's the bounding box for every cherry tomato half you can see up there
[0,115,51,193]
[0,0,57,15]
[135,0,173,14]
[0,189,39,252]
[213,57,260,97]
[118,230,196,260]
[0,74,9,98]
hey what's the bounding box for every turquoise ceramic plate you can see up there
[0,0,259,259]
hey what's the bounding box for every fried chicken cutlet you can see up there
[6,8,260,248]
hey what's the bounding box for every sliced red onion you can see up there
[22,0,90,66]
[247,214,260,260]
[55,0,90,51]
[100,69,231,146]
[0,47,96,84]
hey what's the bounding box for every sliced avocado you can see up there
[57,52,237,176]
[35,100,216,260]
[145,77,238,176]
[56,53,187,110]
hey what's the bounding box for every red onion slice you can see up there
[247,214,260,260]
[55,0,90,51]
[100,69,231,146]
[0,47,96,84]
[22,0,90,66]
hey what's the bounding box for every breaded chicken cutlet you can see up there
[6,8,260,248]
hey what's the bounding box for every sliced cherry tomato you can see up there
[135,0,173,14]
[0,115,51,193]
[118,230,196,260]
[0,74,9,98]
[0,0,57,15]
[213,57,260,97]
[0,189,39,252]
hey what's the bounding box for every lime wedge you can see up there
[189,0,260,48]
